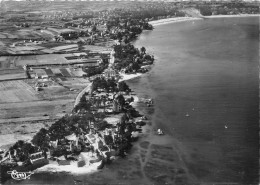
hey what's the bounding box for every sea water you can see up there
[128,16,259,184]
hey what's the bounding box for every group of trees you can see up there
[8,140,38,163]
[198,3,259,16]
[74,95,92,113]
[83,63,108,77]
[113,44,154,73]
[82,53,109,76]
[60,32,79,40]
[7,76,139,164]
[118,81,130,92]
[91,77,130,93]
[92,77,117,93]
[114,114,136,157]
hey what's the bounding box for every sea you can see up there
[129,16,259,184]
[4,16,259,185]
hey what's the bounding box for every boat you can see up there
[97,159,105,170]
[157,129,164,135]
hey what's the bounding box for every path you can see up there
[109,49,115,65]
[74,82,92,107]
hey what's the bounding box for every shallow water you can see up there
[128,17,259,184]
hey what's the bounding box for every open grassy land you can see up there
[0,78,90,148]
[2,1,152,12]
[0,80,38,103]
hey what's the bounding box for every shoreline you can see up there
[0,71,150,178]
[27,84,144,175]
[34,159,102,175]
[149,14,260,27]
[118,72,143,82]
[149,17,202,27]
[204,14,260,18]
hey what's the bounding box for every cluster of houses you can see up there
[0,116,122,170]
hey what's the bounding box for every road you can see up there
[74,49,114,107]
[74,82,92,107]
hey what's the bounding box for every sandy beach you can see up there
[149,17,202,27]
[205,14,260,18]
[35,159,102,175]
[118,72,143,82]
[149,14,260,27]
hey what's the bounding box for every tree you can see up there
[25,70,31,79]
[199,6,213,16]
[91,25,97,32]
[80,94,87,103]
[74,99,92,113]
[107,78,117,92]
[116,94,125,107]
[117,32,123,41]
[32,128,49,149]
[140,47,146,54]
[131,62,140,72]
[144,54,154,62]
[92,77,108,91]
[118,81,130,92]
[77,41,84,51]
[96,120,109,130]
[21,143,37,159]
[120,114,128,124]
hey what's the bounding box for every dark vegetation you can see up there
[113,44,154,73]
[198,3,259,16]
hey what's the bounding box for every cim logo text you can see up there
[7,170,34,180]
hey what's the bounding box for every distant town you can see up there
[0,0,259,184]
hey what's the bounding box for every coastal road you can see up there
[74,49,113,107]
[74,82,92,107]
[109,49,115,66]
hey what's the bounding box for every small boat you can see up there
[185,113,189,117]
[157,129,164,135]
[97,159,105,170]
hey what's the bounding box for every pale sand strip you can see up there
[35,160,102,175]
[205,14,260,18]
[118,72,143,82]
[149,17,202,27]
[149,14,260,27]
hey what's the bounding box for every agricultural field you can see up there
[0,68,26,81]
[0,80,39,103]
[0,52,104,70]
[0,77,89,147]
[0,72,26,81]
[83,45,113,52]
[57,77,90,89]
[0,78,90,124]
